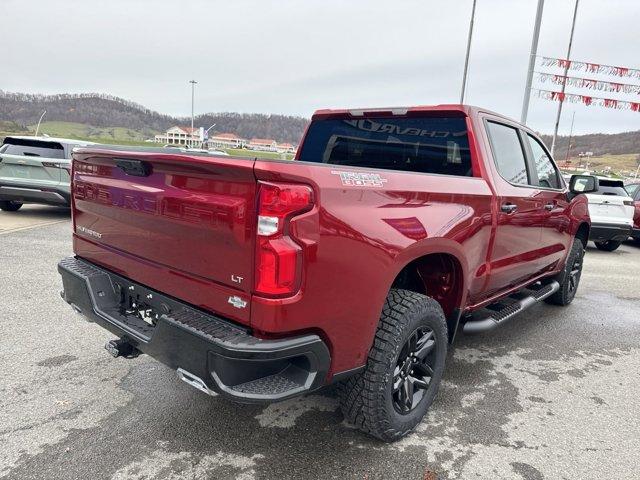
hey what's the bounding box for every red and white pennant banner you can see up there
[535,89,640,112]
[537,72,640,95]
[540,56,640,80]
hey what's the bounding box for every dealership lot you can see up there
[1,206,639,480]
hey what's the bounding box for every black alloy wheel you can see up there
[567,246,584,295]
[392,327,437,414]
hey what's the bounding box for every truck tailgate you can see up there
[71,148,257,325]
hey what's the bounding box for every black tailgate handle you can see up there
[115,158,151,177]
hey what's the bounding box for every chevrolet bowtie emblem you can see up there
[228,296,247,309]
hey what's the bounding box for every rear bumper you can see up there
[0,183,69,206]
[589,223,632,243]
[632,228,640,240]
[58,256,330,403]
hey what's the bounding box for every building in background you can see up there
[276,142,296,154]
[155,126,204,147]
[207,133,247,150]
[154,128,295,154]
[248,138,278,151]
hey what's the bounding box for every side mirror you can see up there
[569,174,599,195]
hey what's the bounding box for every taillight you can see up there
[255,182,313,297]
[624,200,634,206]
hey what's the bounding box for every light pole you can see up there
[35,110,46,136]
[460,0,477,104]
[521,0,545,124]
[550,0,579,156]
[189,80,197,134]
[565,110,576,163]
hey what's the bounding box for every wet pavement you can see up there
[1,210,638,479]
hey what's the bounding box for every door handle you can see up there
[544,202,555,211]
[501,203,518,214]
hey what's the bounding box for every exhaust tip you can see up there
[176,368,217,396]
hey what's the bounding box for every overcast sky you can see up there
[2,0,639,134]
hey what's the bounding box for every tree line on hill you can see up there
[539,131,640,159]
[0,91,638,155]
[0,91,309,144]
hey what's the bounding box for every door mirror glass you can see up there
[569,175,599,194]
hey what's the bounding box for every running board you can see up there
[462,280,560,334]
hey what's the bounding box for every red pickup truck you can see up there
[58,105,597,441]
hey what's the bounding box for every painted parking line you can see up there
[0,218,69,235]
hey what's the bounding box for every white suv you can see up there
[584,178,634,251]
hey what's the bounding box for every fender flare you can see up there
[390,237,470,314]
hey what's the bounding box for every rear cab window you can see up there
[297,115,473,177]
[0,138,65,159]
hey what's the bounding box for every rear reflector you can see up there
[255,182,313,297]
[256,237,300,295]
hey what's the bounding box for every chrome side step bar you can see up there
[176,368,218,397]
[463,280,560,334]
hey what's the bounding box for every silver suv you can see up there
[0,136,96,211]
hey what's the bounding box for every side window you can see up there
[625,183,639,198]
[526,134,560,189]
[486,121,529,185]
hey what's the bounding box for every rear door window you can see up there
[0,138,65,159]
[525,134,561,189]
[297,116,473,177]
[485,121,529,185]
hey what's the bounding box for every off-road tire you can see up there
[0,200,22,212]
[545,238,584,306]
[594,240,621,252]
[338,289,448,442]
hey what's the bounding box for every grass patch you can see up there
[26,121,159,144]
[565,153,640,175]
[224,148,294,160]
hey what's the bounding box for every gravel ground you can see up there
[1,207,639,480]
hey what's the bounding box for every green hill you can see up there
[26,121,158,146]
[0,91,309,144]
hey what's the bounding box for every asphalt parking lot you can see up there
[1,206,639,480]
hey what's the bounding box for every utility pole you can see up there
[460,0,477,104]
[189,79,197,133]
[35,110,46,136]
[565,110,575,162]
[521,0,545,124]
[550,0,579,156]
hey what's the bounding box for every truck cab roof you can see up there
[311,104,520,125]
